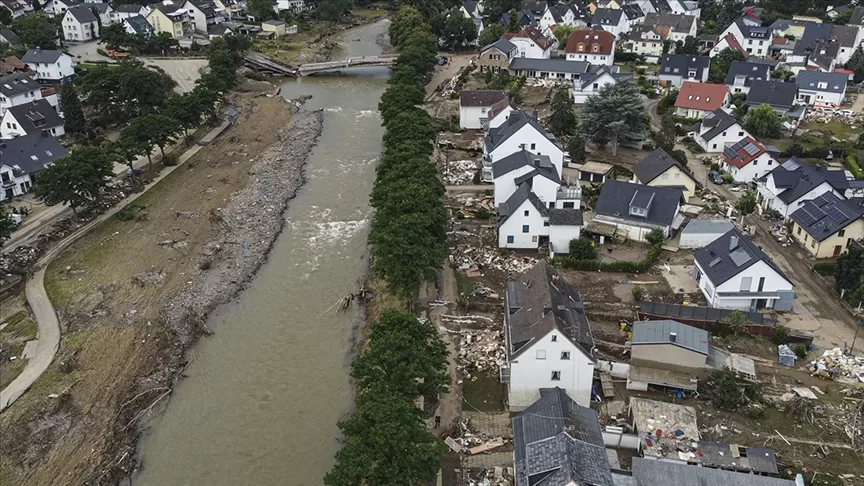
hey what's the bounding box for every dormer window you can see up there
[630,206,647,217]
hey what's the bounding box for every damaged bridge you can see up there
[297,56,398,75]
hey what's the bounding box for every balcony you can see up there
[557,186,582,200]
[2,179,16,188]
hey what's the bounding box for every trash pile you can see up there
[447,417,511,454]
[443,159,479,185]
[807,348,864,382]
[0,245,39,275]
[466,467,513,486]
[451,229,538,274]
[456,329,506,379]
[803,109,863,127]
[768,223,792,246]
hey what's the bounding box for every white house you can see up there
[89,3,113,26]
[693,229,794,311]
[487,97,516,129]
[722,137,776,183]
[592,180,683,243]
[679,219,734,249]
[724,60,771,95]
[756,158,849,219]
[505,25,555,59]
[564,29,615,65]
[0,72,43,117]
[182,0,224,33]
[492,150,562,206]
[589,8,629,38]
[795,71,848,107]
[572,66,633,103]
[124,14,154,36]
[503,261,597,410]
[624,24,666,60]
[21,49,76,85]
[497,181,583,251]
[692,108,751,153]
[62,5,100,42]
[658,54,710,87]
[111,3,150,23]
[0,131,68,201]
[43,0,81,18]
[508,58,594,80]
[642,12,697,42]
[832,24,861,65]
[709,32,748,58]
[459,90,508,130]
[673,81,729,119]
[1,99,65,140]
[482,109,565,182]
[718,18,772,56]
[539,2,589,32]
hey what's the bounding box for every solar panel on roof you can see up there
[743,143,761,156]
[782,159,800,171]
[730,248,752,267]
[827,205,849,223]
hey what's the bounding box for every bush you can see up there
[115,204,142,222]
[813,261,837,275]
[632,285,644,302]
[96,48,108,57]
[569,238,597,260]
[645,228,665,246]
[555,242,663,274]
[681,136,705,154]
[702,367,763,411]
[794,343,808,360]
[721,173,733,183]
[771,324,790,345]
[162,153,179,166]
[846,154,863,179]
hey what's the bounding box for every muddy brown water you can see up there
[134,21,389,485]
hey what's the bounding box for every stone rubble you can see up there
[442,159,479,185]
[450,228,538,274]
[808,348,864,382]
[456,329,506,379]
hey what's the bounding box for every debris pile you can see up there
[807,348,864,382]
[0,245,38,275]
[803,109,863,127]
[768,223,791,246]
[450,228,538,273]
[447,417,512,455]
[466,467,513,486]
[442,159,479,185]
[456,329,506,378]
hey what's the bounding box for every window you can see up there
[811,239,816,249]
[805,234,808,242]
[530,143,536,150]
[740,277,752,292]
[797,226,802,235]
[532,235,538,242]
[524,210,530,217]
[712,144,718,149]
[837,229,846,238]
[543,221,550,227]
[522,225,529,233]
[507,235,514,243]
[674,172,680,179]
[738,131,744,136]
[551,335,557,342]
[661,173,670,180]
[563,202,575,209]
[551,371,561,381]
[561,351,570,360]
[536,350,546,359]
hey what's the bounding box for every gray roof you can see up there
[0,131,67,176]
[21,49,64,64]
[768,158,850,204]
[594,180,682,227]
[5,99,64,135]
[745,80,797,110]
[632,148,694,185]
[66,5,98,23]
[0,29,20,45]
[800,22,833,42]
[124,15,153,34]
[631,320,709,355]
[830,24,859,47]
[513,388,613,486]
[792,39,839,70]
[681,219,733,236]
[632,457,797,486]
[621,3,643,20]
[505,260,595,359]
[643,12,694,33]
[851,6,864,25]
[262,19,285,25]
[694,229,791,286]
[591,8,622,26]
[0,72,39,97]
[482,37,516,54]
[115,4,144,12]
[697,109,742,142]
[697,441,779,474]
[485,109,558,153]
[790,192,864,243]
[724,61,770,87]
[732,17,771,39]
[578,66,632,89]
[549,208,583,226]
[659,54,710,78]
[90,2,109,14]
[796,71,847,94]
[460,89,508,107]
[497,182,549,225]
[509,57,590,75]
[492,149,559,181]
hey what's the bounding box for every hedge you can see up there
[554,242,662,273]
[813,261,837,276]
[846,154,863,180]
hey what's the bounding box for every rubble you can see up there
[450,227,538,274]
[803,108,863,128]
[456,329,506,378]
[442,159,479,185]
[768,223,792,246]
[807,348,864,382]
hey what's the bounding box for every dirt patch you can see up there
[0,88,323,485]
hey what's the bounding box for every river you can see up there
[134,20,389,486]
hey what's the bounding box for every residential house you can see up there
[630,457,800,486]
[0,0,32,18]
[630,320,709,372]
[757,158,851,218]
[43,0,81,18]
[538,2,589,32]
[459,90,508,129]
[746,80,804,127]
[508,57,593,80]
[628,0,674,15]
[795,71,848,107]
[790,193,864,258]
[487,97,517,129]
[624,24,667,60]
[482,109,565,182]
[658,54,710,87]
[89,2,113,26]
[493,150,561,206]
[564,29,615,65]
[274,0,308,14]
[831,24,862,65]
[769,18,811,40]
[788,38,839,72]
[460,0,481,18]
[622,3,646,25]
[718,18,773,56]
[479,38,517,73]
[850,6,864,26]
[631,148,698,202]
[642,11,697,42]
[576,161,613,184]
[697,441,783,475]
[673,81,729,119]
[826,5,852,19]
[496,181,583,252]
[589,8,628,37]
[503,262,597,409]
[208,23,233,38]
[692,108,751,152]
[147,3,192,39]
[724,60,771,94]
[183,0,224,34]
[679,219,734,249]
[124,14,154,36]
[0,99,65,139]
[497,9,532,32]
[0,29,21,46]
[21,49,75,84]
[722,137,776,183]
[0,131,68,201]
[505,25,554,59]
[63,5,100,42]
[0,56,30,76]
[261,19,287,38]
[694,229,794,310]
[710,32,748,57]
[592,180,683,243]
[0,72,42,117]
[572,66,632,103]
[111,4,149,23]
[511,388,614,486]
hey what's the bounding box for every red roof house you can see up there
[674,81,729,117]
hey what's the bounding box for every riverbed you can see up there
[134,20,389,485]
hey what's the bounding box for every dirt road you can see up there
[426,53,475,97]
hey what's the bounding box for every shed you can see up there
[261,20,287,37]
[577,161,614,183]
[630,320,709,371]
[679,219,734,249]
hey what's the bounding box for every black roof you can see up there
[594,180,682,226]
[697,441,779,475]
[497,182,548,225]
[66,4,98,23]
[0,131,68,175]
[513,388,613,486]
[460,89,508,107]
[5,99,65,135]
[694,228,791,286]
[484,109,558,153]
[791,40,839,71]
[124,15,153,34]
[591,8,623,26]
[622,3,643,20]
[549,208,583,226]
[724,61,771,87]
[0,71,39,97]
[632,457,797,486]
[745,80,797,110]
[0,29,20,45]
[768,158,849,204]
[659,54,710,78]
[115,3,144,12]
[851,6,864,25]
[800,22,833,42]
[790,192,864,243]
[632,148,694,184]
[482,37,517,54]
[492,150,555,180]
[21,49,65,64]
[733,18,771,39]
[697,108,744,142]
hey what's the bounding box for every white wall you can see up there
[511,37,550,59]
[550,224,581,255]
[0,112,65,140]
[0,164,33,201]
[565,51,614,65]
[0,87,42,117]
[489,124,564,174]
[797,88,844,107]
[27,55,75,83]
[724,152,776,183]
[183,1,207,33]
[459,105,490,130]
[508,329,594,409]
[759,178,840,218]
[697,259,793,310]
[697,122,750,152]
[488,105,515,129]
[494,165,536,205]
[498,198,548,248]
[593,214,673,243]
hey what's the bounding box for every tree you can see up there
[675,36,699,55]
[835,243,864,294]
[111,135,147,182]
[552,24,575,44]
[653,113,677,151]
[378,82,425,123]
[59,83,86,137]
[351,310,449,400]
[547,86,577,138]
[745,104,782,138]
[567,131,587,163]
[0,206,15,245]
[441,14,477,50]
[705,367,763,412]
[645,228,665,246]
[483,0,521,27]
[709,48,746,82]
[317,0,353,21]
[35,147,115,215]
[121,114,181,166]
[568,238,596,259]
[735,190,757,226]
[725,310,749,335]
[389,6,426,47]
[100,22,142,51]
[0,6,14,26]
[11,15,57,49]
[477,22,504,47]
[845,45,864,83]
[382,109,435,148]
[167,90,207,139]
[146,32,180,54]
[580,81,648,156]
[247,0,277,20]
[507,8,520,33]
[323,386,447,486]
[77,61,176,121]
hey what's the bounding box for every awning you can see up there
[585,220,618,237]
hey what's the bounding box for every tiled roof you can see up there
[724,61,771,87]
[659,54,710,78]
[795,71,848,94]
[482,37,517,54]
[720,33,747,56]
[459,90,508,107]
[66,4,98,23]
[723,137,767,169]
[565,29,615,55]
[5,99,64,135]
[492,149,557,181]
[643,12,695,33]
[694,228,790,286]
[674,81,728,111]
[21,49,65,64]
[505,25,552,50]
[497,182,548,226]
[549,208,583,226]
[0,71,38,97]
[697,108,743,142]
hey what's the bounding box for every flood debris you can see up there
[807,348,864,382]
[450,227,537,274]
[442,160,479,185]
[456,329,506,379]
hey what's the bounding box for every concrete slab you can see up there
[21,339,39,360]
[663,265,699,294]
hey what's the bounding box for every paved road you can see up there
[0,118,232,412]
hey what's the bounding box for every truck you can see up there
[108,50,131,58]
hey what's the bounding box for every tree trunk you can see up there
[159,144,165,157]
[146,152,152,169]
[611,137,619,157]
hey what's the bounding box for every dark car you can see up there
[708,171,724,184]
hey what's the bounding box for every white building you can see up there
[693,229,794,311]
[724,60,771,95]
[493,150,561,207]
[658,54,710,87]
[718,18,772,56]
[506,25,555,59]
[503,261,597,410]
[487,98,516,129]
[43,0,81,18]
[624,24,667,60]
[709,32,747,58]
[482,110,565,182]
[642,11,697,42]
[538,2,588,32]
[692,108,751,153]
[722,137,776,183]
[274,0,308,14]
[795,71,848,107]
[110,3,150,23]
[0,72,43,117]
[182,0,224,33]
[756,158,849,219]
[458,90,509,130]
[592,180,683,243]
[564,29,615,65]
[62,5,100,42]
[589,8,629,38]
[1,99,65,140]
[497,182,583,252]
[21,49,76,85]
[572,66,632,103]
[0,131,68,201]
[679,219,734,249]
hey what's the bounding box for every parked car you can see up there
[709,171,724,184]
[826,150,834,161]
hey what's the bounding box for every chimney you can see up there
[729,235,739,250]
[669,332,677,343]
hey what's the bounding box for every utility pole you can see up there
[850,319,863,355]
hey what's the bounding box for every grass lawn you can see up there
[462,371,507,412]
[800,120,857,140]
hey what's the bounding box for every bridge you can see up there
[243,52,297,76]
[297,56,399,75]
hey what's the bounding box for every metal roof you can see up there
[693,229,791,286]
[724,60,770,87]
[632,457,797,486]
[631,320,709,355]
[638,301,772,325]
[681,219,733,236]
[697,441,779,474]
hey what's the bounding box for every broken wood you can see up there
[469,438,505,455]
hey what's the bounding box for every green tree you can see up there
[0,206,15,245]
[389,6,426,47]
[547,86,576,138]
[834,242,864,295]
[567,131,587,163]
[744,103,782,138]
[645,228,665,246]
[382,109,435,148]
[845,45,864,83]
[167,90,207,139]
[323,386,447,486]
[100,22,142,51]
[247,0,277,20]
[77,61,176,121]
[351,310,449,400]
[580,81,647,156]
[11,14,57,49]
[122,114,181,166]
[735,190,757,226]
[725,310,749,335]
[552,24,575,44]
[441,14,477,50]
[708,48,746,82]
[59,83,86,137]
[0,6,13,26]
[483,0,521,27]
[506,7,520,33]
[35,147,115,215]
[317,0,353,22]
[477,22,504,47]
[568,238,596,259]
[653,113,677,152]
[111,135,148,182]
[378,82,425,125]
[675,36,699,55]
[145,32,180,54]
